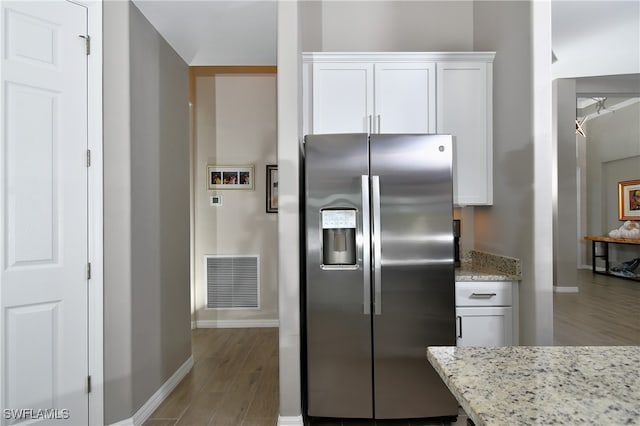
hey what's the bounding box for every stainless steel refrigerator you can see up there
[304,133,458,420]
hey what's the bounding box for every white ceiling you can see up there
[132,0,276,65]
[551,1,640,79]
[132,0,639,79]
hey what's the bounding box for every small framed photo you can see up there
[207,165,254,190]
[618,179,640,220]
[266,164,278,213]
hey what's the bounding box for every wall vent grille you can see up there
[205,255,259,309]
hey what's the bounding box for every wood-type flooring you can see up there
[145,268,638,425]
[553,268,640,346]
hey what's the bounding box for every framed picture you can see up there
[266,164,278,213]
[207,165,254,190]
[618,179,640,220]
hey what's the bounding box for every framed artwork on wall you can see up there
[266,164,278,213]
[618,179,640,221]
[207,165,254,190]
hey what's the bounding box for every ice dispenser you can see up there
[321,209,357,266]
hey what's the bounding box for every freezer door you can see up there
[370,134,458,419]
[304,133,373,418]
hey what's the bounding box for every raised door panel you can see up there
[374,63,435,134]
[312,63,373,134]
[437,62,492,205]
[456,307,513,347]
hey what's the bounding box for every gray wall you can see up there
[104,2,134,420]
[585,102,640,264]
[301,1,474,51]
[473,2,553,345]
[103,2,192,423]
[554,79,579,288]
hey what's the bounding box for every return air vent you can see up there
[206,255,260,309]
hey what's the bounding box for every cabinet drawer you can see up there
[455,281,512,306]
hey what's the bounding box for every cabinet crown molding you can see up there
[302,52,496,63]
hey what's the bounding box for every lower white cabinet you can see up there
[455,281,517,347]
[456,306,513,347]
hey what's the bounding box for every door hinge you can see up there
[86,149,91,167]
[79,35,90,55]
[86,376,92,394]
[87,262,92,280]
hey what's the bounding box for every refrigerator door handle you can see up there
[361,175,371,315]
[368,115,373,134]
[372,175,382,315]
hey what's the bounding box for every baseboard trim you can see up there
[196,319,279,328]
[110,355,194,426]
[554,286,579,293]
[277,415,304,426]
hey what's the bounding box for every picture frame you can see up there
[266,164,278,213]
[618,179,640,221]
[207,165,254,190]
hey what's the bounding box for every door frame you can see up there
[76,0,104,424]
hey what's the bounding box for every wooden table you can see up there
[584,235,640,281]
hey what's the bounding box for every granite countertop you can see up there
[427,346,640,426]
[455,250,521,282]
[455,265,519,282]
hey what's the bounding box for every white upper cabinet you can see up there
[312,62,374,134]
[374,62,435,134]
[310,61,435,134]
[303,52,495,205]
[437,61,493,205]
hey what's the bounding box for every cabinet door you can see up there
[374,63,435,134]
[312,63,374,134]
[437,62,492,205]
[456,307,513,346]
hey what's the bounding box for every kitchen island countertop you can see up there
[427,346,640,426]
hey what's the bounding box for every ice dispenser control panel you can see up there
[321,209,357,266]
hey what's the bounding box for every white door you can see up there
[456,307,513,347]
[0,1,89,424]
[374,62,436,134]
[312,62,374,134]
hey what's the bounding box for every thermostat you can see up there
[210,194,223,206]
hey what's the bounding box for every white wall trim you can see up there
[302,51,496,63]
[110,417,134,426]
[196,319,279,328]
[110,355,194,426]
[75,1,104,424]
[531,0,555,345]
[277,415,304,426]
[553,286,579,293]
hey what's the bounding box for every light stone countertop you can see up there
[427,346,640,426]
[455,266,519,282]
[455,250,521,282]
